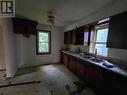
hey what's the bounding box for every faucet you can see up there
[95,48,97,58]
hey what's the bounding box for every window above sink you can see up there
[89,19,109,57]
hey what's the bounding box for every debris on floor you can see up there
[0,64,96,95]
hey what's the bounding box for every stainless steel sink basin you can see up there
[78,52,116,69]
[89,58,103,63]
[78,53,93,59]
[82,55,93,59]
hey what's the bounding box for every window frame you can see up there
[36,30,51,55]
[90,23,109,57]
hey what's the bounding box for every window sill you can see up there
[37,52,51,55]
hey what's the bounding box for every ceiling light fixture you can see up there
[47,10,55,26]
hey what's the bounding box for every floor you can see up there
[0,64,96,95]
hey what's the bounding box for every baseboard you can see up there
[19,63,60,69]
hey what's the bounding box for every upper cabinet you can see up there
[64,30,72,44]
[64,26,91,45]
[107,11,127,49]
[12,18,38,36]
[75,26,85,45]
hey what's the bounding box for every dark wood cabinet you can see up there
[68,55,87,80]
[71,30,76,45]
[69,56,77,74]
[85,65,103,93]
[76,59,87,80]
[107,11,127,49]
[61,52,127,95]
[64,26,91,45]
[124,23,127,49]
[64,31,72,44]
[67,31,72,44]
[12,18,37,36]
[62,53,69,67]
[75,26,85,45]
[64,32,68,44]
[60,52,64,63]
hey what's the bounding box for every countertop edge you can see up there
[61,50,127,78]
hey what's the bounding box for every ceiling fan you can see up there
[46,10,56,26]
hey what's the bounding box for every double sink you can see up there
[78,52,115,68]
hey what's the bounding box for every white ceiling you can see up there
[16,0,118,27]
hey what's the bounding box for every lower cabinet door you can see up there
[69,56,77,74]
[63,53,69,67]
[76,60,87,80]
[85,65,103,93]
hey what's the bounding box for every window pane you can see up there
[96,28,108,42]
[95,44,108,56]
[38,43,49,53]
[39,32,49,42]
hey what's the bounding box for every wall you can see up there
[0,25,6,70]
[108,48,127,63]
[0,19,18,77]
[16,24,64,68]
[68,45,89,53]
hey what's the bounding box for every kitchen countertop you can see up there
[61,50,127,78]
